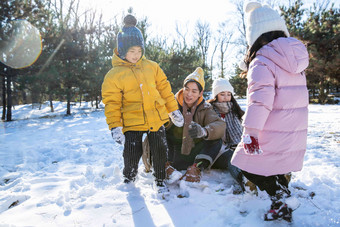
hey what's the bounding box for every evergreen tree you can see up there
[229,64,247,98]
[280,0,339,104]
[303,3,339,103]
[160,45,203,94]
[0,0,49,120]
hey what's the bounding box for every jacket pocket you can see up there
[155,98,169,121]
[122,103,145,127]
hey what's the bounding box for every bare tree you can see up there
[216,21,233,78]
[263,0,281,8]
[237,1,247,45]
[210,38,218,75]
[230,0,281,52]
[194,20,211,68]
[311,0,331,14]
[231,0,247,52]
[175,22,189,48]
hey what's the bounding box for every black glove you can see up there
[188,121,207,138]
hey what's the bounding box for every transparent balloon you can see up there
[0,20,42,69]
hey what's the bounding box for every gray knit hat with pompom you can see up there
[117,15,145,59]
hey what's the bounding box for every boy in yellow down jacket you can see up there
[101,15,184,195]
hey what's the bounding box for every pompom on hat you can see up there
[245,2,289,47]
[184,67,205,90]
[117,14,145,59]
[212,78,234,98]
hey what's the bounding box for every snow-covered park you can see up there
[0,100,339,226]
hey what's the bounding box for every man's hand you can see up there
[188,121,207,138]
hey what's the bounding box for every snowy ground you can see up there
[0,100,339,227]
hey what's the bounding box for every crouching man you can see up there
[165,67,226,182]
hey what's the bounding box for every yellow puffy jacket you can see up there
[102,49,178,133]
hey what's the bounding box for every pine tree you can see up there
[280,1,340,104]
[229,64,247,98]
[303,3,340,103]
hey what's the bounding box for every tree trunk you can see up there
[49,93,54,112]
[95,95,99,109]
[66,86,71,115]
[1,75,6,120]
[6,73,12,121]
[318,80,328,104]
[31,87,39,104]
[39,94,43,110]
[67,100,71,115]
[21,90,27,104]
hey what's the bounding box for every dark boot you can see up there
[264,200,293,222]
[123,178,132,184]
[265,188,292,222]
[155,180,170,199]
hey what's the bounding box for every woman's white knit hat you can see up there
[245,2,289,47]
[212,78,234,98]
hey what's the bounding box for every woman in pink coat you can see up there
[231,2,309,222]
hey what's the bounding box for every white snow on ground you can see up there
[0,100,339,226]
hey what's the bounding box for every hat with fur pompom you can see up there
[245,2,289,47]
[117,14,145,59]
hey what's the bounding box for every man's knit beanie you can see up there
[184,67,205,91]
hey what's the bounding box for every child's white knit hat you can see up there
[245,2,289,47]
[212,78,234,98]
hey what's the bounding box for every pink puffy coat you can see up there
[231,37,309,176]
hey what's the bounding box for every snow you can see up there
[0,100,339,226]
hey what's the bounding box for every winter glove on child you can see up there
[242,134,262,155]
[188,121,207,138]
[111,127,125,145]
[169,109,184,127]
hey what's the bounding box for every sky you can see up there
[83,0,236,40]
[0,100,339,226]
[80,0,242,77]
[77,0,339,78]
[80,0,339,42]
